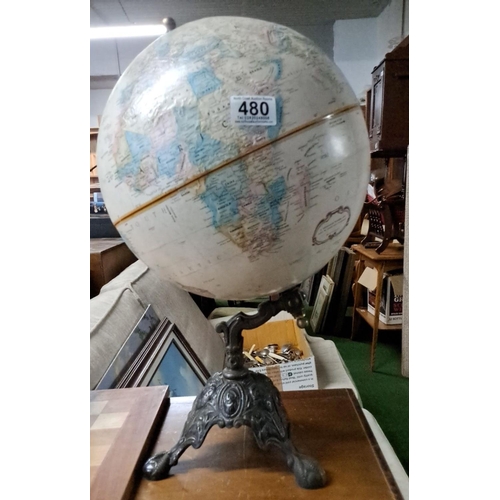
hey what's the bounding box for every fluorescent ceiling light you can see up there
[90,25,166,39]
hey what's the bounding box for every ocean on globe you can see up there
[96,16,370,300]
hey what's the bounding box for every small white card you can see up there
[230,96,277,126]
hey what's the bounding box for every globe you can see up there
[97,16,370,300]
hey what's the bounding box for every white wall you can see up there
[90,89,112,128]
[376,0,406,58]
[333,18,378,101]
[333,0,407,100]
[90,37,157,76]
[293,24,333,59]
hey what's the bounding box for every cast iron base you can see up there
[142,287,326,489]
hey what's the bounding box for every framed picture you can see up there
[299,274,314,305]
[136,318,210,396]
[310,275,334,333]
[95,305,161,390]
[95,306,211,396]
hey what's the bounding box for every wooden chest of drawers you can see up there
[369,38,409,156]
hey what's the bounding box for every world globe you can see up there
[97,16,370,300]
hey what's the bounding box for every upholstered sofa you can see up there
[90,259,408,498]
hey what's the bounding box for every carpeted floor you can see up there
[323,324,409,475]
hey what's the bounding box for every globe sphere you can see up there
[97,16,370,300]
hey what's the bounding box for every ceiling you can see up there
[90,0,391,87]
[90,0,390,28]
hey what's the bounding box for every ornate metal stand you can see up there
[142,287,327,489]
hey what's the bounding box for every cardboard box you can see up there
[242,319,318,391]
[365,270,404,325]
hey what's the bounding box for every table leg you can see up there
[370,264,384,371]
[351,257,364,340]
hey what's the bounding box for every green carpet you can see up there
[322,326,409,475]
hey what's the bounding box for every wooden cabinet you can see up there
[90,238,137,297]
[369,37,409,156]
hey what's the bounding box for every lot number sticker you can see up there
[230,96,277,126]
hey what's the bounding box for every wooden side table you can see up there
[133,389,403,499]
[351,243,404,370]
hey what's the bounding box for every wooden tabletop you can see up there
[133,389,403,499]
[352,243,404,262]
[90,238,126,253]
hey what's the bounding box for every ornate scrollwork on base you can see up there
[143,371,326,488]
[142,287,326,489]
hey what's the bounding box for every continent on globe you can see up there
[97,16,370,300]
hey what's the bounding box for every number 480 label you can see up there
[230,96,277,126]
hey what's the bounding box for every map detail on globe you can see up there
[97,16,370,300]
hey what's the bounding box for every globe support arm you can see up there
[217,286,307,380]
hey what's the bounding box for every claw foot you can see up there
[142,451,174,481]
[289,452,327,489]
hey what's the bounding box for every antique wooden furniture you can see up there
[361,193,405,253]
[362,156,406,253]
[90,238,137,297]
[368,37,409,156]
[351,243,404,370]
[132,388,403,499]
[90,388,404,499]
